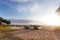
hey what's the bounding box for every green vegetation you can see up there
[0,17,11,25]
[0,25,24,40]
[0,17,24,40]
[0,17,11,33]
[0,17,41,40]
[0,26,11,33]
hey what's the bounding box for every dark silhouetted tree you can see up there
[0,17,11,25]
[6,20,11,25]
[0,17,3,25]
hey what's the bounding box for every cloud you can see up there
[10,0,56,14]
[10,0,35,2]
[11,0,27,2]
[8,0,35,13]
[1,0,60,20]
[29,3,45,14]
[30,3,41,13]
[8,0,58,19]
[10,1,43,14]
[0,0,60,14]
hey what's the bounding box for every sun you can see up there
[41,13,60,26]
[30,13,60,26]
[30,6,60,26]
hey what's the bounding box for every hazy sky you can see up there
[0,0,60,20]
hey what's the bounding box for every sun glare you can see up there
[31,12,60,26]
[32,11,60,26]
[41,13,60,26]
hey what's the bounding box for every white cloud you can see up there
[14,2,44,14]
[10,0,35,2]
[8,0,58,16]
[11,0,27,2]
[2,0,59,18]
[30,3,41,13]
[30,3,44,14]
[14,5,31,13]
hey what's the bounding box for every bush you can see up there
[34,26,38,30]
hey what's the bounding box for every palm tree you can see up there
[56,4,60,15]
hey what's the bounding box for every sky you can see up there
[0,0,60,25]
